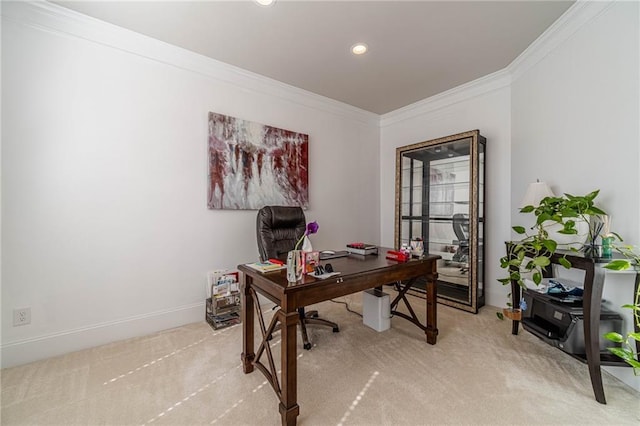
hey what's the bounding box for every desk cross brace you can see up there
[249,287,283,400]
[390,279,428,332]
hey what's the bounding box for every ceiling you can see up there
[54,1,574,115]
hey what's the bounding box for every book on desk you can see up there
[346,243,378,255]
[244,260,286,273]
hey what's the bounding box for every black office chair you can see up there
[256,206,339,350]
[452,213,470,273]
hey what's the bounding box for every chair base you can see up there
[299,313,339,350]
[269,308,339,350]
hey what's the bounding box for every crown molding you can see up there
[379,69,511,128]
[2,1,379,126]
[379,1,618,128]
[507,0,616,83]
[2,1,618,130]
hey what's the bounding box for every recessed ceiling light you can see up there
[255,0,275,6]
[351,43,368,55]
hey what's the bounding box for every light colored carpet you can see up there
[2,291,639,425]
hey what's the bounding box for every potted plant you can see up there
[497,190,607,320]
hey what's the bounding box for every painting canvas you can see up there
[208,112,309,210]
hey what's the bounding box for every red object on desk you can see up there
[386,250,410,262]
[347,242,365,249]
[268,258,284,265]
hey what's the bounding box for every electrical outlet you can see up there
[13,307,31,326]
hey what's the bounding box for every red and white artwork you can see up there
[208,112,309,210]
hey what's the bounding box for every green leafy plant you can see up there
[527,190,607,247]
[497,190,606,320]
[603,243,640,374]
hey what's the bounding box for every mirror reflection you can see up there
[395,131,485,313]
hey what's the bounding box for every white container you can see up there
[544,218,589,248]
[363,289,391,332]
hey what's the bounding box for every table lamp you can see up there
[521,180,554,208]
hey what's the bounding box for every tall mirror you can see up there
[395,130,485,313]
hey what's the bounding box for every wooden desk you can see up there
[238,248,440,426]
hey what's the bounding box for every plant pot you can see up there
[502,308,522,321]
[543,218,589,249]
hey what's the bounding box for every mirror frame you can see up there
[394,129,485,313]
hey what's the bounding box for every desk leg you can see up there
[584,268,606,404]
[278,309,300,426]
[241,275,255,374]
[425,265,438,345]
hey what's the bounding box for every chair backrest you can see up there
[256,206,306,262]
[452,213,470,243]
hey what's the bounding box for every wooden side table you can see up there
[506,243,639,404]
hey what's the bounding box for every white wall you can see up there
[379,74,513,309]
[379,0,639,313]
[0,2,380,367]
[2,0,638,377]
[511,0,639,244]
[510,0,639,391]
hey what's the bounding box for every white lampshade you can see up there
[521,180,555,207]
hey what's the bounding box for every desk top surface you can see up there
[239,247,440,292]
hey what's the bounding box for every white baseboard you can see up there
[0,302,204,369]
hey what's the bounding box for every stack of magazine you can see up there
[346,243,378,255]
[206,270,241,330]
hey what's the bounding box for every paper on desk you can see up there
[524,277,583,293]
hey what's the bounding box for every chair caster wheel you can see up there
[303,343,312,350]
[333,327,340,333]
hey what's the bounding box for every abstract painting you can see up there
[208,112,309,210]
